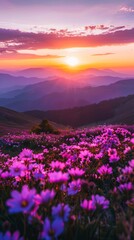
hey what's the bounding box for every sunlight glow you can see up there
[65,56,79,67]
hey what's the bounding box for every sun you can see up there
[65,56,79,67]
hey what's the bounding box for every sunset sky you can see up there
[0,0,134,72]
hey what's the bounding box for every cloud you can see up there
[85,25,109,31]
[92,53,115,56]
[0,49,64,59]
[119,6,134,13]
[84,25,126,32]
[0,27,134,52]
[109,26,126,32]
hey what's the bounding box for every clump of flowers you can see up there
[0,125,133,239]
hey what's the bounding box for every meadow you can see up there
[0,126,134,240]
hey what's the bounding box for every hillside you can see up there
[0,106,67,135]
[24,94,134,127]
[0,106,38,135]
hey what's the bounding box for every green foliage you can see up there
[31,119,60,134]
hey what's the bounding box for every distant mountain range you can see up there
[25,94,134,127]
[0,78,134,111]
[0,73,46,94]
[1,67,131,79]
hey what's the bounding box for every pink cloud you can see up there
[119,6,134,13]
[0,27,134,53]
[85,25,109,31]
[85,25,126,32]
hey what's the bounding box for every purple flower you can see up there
[48,171,69,183]
[91,195,109,209]
[118,182,133,192]
[10,162,26,177]
[122,166,133,175]
[41,218,64,240]
[0,231,23,240]
[68,179,81,195]
[52,203,70,222]
[35,189,55,205]
[97,165,112,175]
[6,185,36,213]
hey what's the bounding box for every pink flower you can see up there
[68,167,85,177]
[108,148,117,156]
[79,150,93,162]
[81,195,109,211]
[50,161,65,170]
[48,171,69,183]
[124,146,131,154]
[108,148,120,163]
[19,148,33,159]
[81,199,96,211]
[129,159,134,168]
[97,165,112,175]
[131,138,134,144]
[10,161,26,177]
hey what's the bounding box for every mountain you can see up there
[13,68,57,78]
[0,73,47,94]
[24,94,134,127]
[0,79,134,111]
[75,75,121,86]
[0,77,75,99]
[0,75,122,99]
[10,67,130,79]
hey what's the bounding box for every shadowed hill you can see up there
[24,94,134,127]
[0,106,66,135]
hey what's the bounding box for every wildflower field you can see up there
[0,126,134,240]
